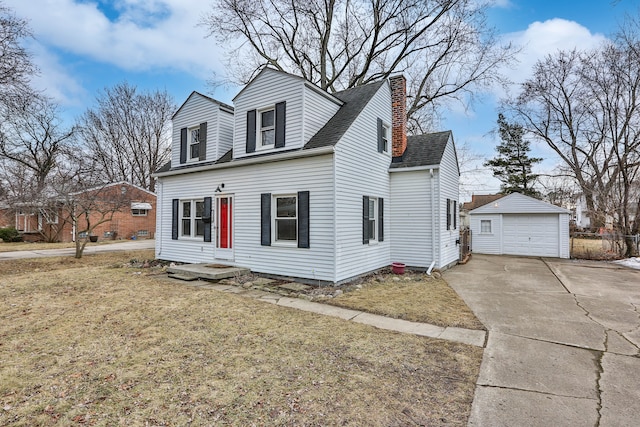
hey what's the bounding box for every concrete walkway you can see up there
[0,239,156,260]
[171,279,487,348]
[445,254,640,427]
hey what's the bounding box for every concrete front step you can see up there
[167,263,250,281]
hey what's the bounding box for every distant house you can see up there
[12,182,156,243]
[154,67,461,284]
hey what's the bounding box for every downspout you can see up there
[156,180,163,256]
[430,168,436,270]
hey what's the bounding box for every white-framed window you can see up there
[273,194,297,243]
[259,107,275,148]
[188,126,200,160]
[480,219,492,234]
[78,231,88,238]
[131,208,148,216]
[181,199,205,238]
[367,197,378,243]
[38,208,58,228]
[137,230,149,237]
[381,124,389,153]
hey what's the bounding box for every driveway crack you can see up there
[478,384,597,401]
[543,260,605,427]
[594,349,604,427]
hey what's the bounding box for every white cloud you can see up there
[502,18,608,93]
[27,43,87,107]
[5,0,225,77]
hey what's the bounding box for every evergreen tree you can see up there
[484,113,542,197]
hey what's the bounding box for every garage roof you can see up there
[469,192,570,215]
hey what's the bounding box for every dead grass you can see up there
[321,273,485,330]
[570,237,622,260]
[0,240,126,253]
[0,251,482,426]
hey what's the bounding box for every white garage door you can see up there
[502,214,559,257]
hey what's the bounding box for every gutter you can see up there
[153,146,335,178]
[388,164,441,173]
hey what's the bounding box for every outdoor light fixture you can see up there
[215,183,225,192]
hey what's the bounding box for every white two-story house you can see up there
[154,67,460,284]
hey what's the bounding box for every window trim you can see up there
[131,208,148,217]
[480,219,492,234]
[381,123,389,153]
[363,196,383,245]
[368,197,378,244]
[188,126,200,161]
[272,194,298,246]
[258,106,276,149]
[180,199,205,239]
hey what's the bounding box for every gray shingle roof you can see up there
[389,131,452,168]
[304,81,386,149]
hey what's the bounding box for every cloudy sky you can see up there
[4,0,638,200]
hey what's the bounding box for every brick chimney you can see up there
[389,75,407,161]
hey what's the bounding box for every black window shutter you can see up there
[275,101,286,148]
[172,199,179,240]
[199,122,207,161]
[378,197,384,242]
[377,118,384,153]
[297,191,310,248]
[203,196,212,242]
[453,200,457,229]
[180,128,187,163]
[261,193,271,246]
[363,196,370,244]
[246,110,257,153]
[446,198,451,230]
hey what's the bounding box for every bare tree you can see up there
[77,82,174,192]
[507,20,640,256]
[203,0,517,132]
[0,95,75,198]
[0,2,37,106]
[50,172,135,258]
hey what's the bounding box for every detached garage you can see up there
[469,192,570,258]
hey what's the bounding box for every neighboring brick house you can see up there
[13,182,156,243]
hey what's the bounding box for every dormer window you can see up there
[246,101,286,153]
[259,108,275,147]
[189,126,200,160]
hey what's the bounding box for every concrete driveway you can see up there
[445,254,640,427]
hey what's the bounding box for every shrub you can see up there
[0,226,22,242]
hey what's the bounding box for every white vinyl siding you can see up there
[156,154,336,281]
[334,83,392,280]
[218,110,234,157]
[438,137,460,268]
[172,93,232,165]
[234,68,341,158]
[470,214,503,255]
[302,86,341,144]
[233,69,303,158]
[390,170,434,267]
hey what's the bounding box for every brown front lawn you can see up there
[0,251,482,426]
[320,272,485,330]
